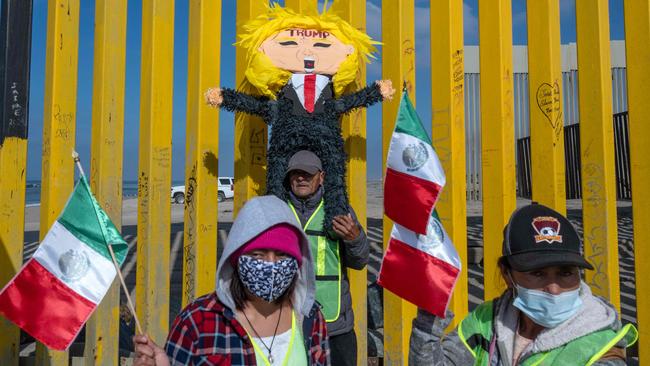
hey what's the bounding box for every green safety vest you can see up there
[457,300,638,366]
[289,200,342,322]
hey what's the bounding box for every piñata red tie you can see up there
[304,74,316,113]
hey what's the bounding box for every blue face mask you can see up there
[511,282,583,329]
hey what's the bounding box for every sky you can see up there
[26,0,627,182]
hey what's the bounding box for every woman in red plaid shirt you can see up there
[134,195,330,365]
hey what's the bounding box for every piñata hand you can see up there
[205,87,223,108]
[377,79,395,101]
[133,334,170,366]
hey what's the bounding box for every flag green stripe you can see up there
[394,93,432,144]
[57,177,128,265]
[432,210,441,222]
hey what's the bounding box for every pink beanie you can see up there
[231,224,303,266]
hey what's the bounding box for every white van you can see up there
[217,177,235,202]
[170,177,234,204]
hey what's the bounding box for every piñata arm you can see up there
[408,308,475,365]
[220,88,276,122]
[332,82,383,115]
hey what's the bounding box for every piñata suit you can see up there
[219,77,384,228]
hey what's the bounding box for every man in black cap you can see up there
[284,150,368,366]
[409,203,637,366]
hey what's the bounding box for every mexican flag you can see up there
[0,176,127,350]
[378,211,461,317]
[384,92,445,235]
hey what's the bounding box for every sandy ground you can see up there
[23,180,631,230]
[24,197,234,232]
[24,182,386,230]
[18,182,638,362]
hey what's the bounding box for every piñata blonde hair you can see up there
[237,2,378,99]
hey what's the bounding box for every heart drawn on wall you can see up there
[535,81,563,142]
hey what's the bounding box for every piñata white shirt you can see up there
[290,73,330,110]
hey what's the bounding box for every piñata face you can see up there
[259,28,353,75]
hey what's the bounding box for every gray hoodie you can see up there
[409,282,631,365]
[215,195,317,318]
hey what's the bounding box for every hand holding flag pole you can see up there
[0,152,141,350]
[72,151,143,335]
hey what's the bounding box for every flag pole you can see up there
[72,151,144,335]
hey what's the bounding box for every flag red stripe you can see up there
[0,259,96,350]
[384,167,442,234]
[378,237,460,318]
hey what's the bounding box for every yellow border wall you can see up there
[84,0,128,363]
[430,0,468,331]
[337,1,369,365]
[478,0,516,301]
[575,0,621,309]
[35,0,80,364]
[526,0,566,213]
[624,0,650,361]
[135,0,174,346]
[233,1,268,216]
[382,1,416,364]
[182,0,221,308]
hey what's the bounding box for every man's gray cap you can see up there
[286,150,322,175]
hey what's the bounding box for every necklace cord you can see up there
[243,304,284,360]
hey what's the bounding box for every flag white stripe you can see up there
[387,131,446,185]
[391,220,461,269]
[32,222,116,304]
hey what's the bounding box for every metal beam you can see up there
[526,0,566,213]
[0,0,33,363]
[136,0,174,345]
[575,0,621,310]
[84,0,127,366]
[35,0,80,363]
[233,1,268,216]
[382,1,416,364]
[84,0,128,363]
[430,0,468,330]
[623,0,650,361]
[478,0,516,301]
[337,2,369,364]
[182,0,221,307]
[285,0,318,14]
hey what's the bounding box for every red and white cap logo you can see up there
[531,216,563,244]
